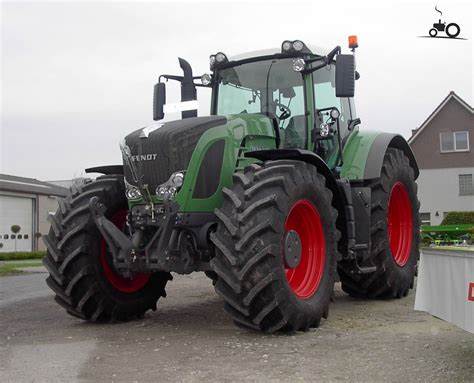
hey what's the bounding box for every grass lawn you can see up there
[0,251,46,261]
[0,259,44,276]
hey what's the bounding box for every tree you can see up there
[11,225,21,252]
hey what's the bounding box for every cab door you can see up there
[312,65,352,168]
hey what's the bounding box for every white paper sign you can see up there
[163,100,199,114]
[415,247,474,333]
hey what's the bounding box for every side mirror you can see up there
[335,54,355,97]
[153,82,166,121]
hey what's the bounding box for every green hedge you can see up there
[0,251,46,261]
[441,211,474,225]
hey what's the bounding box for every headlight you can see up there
[201,73,212,86]
[209,55,216,70]
[293,40,304,51]
[292,58,306,72]
[156,171,185,198]
[125,183,142,199]
[157,187,167,197]
[330,108,340,119]
[215,52,227,63]
[282,40,292,51]
[281,39,309,54]
[171,172,184,187]
[319,123,330,137]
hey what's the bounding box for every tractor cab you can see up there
[154,39,359,169]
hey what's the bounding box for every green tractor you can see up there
[43,37,420,332]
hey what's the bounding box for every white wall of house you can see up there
[417,166,474,225]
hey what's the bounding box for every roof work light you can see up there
[209,52,228,70]
[281,40,311,54]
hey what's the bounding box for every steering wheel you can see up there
[275,102,291,121]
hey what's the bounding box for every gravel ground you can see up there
[0,270,473,382]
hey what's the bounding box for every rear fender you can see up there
[341,131,419,181]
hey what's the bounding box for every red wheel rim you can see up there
[388,182,413,266]
[284,199,326,299]
[100,210,150,293]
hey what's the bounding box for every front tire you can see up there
[210,160,339,332]
[338,149,420,298]
[42,175,171,322]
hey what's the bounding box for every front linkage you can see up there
[89,196,214,276]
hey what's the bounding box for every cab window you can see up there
[313,65,350,135]
[313,65,351,164]
[215,58,307,149]
[273,85,306,149]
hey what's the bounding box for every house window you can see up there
[420,212,431,226]
[17,234,22,239]
[11,234,16,239]
[3,234,8,239]
[440,131,470,152]
[24,234,29,239]
[459,174,474,195]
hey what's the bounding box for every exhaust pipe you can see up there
[178,58,197,119]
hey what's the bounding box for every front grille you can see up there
[123,116,226,192]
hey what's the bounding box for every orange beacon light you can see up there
[348,35,358,49]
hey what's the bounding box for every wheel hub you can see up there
[284,199,326,300]
[388,182,413,267]
[283,230,302,268]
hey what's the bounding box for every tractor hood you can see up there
[121,116,227,192]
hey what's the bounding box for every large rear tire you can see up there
[42,175,171,322]
[338,148,420,298]
[210,160,339,332]
[445,23,460,38]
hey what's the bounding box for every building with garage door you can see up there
[409,91,473,226]
[0,174,68,252]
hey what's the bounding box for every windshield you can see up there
[215,58,306,148]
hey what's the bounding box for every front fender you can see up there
[244,148,340,209]
[85,165,124,175]
[341,130,419,181]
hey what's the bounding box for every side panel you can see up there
[341,130,419,181]
[340,129,379,180]
[176,114,276,212]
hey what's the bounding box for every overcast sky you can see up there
[1,0,472,181]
